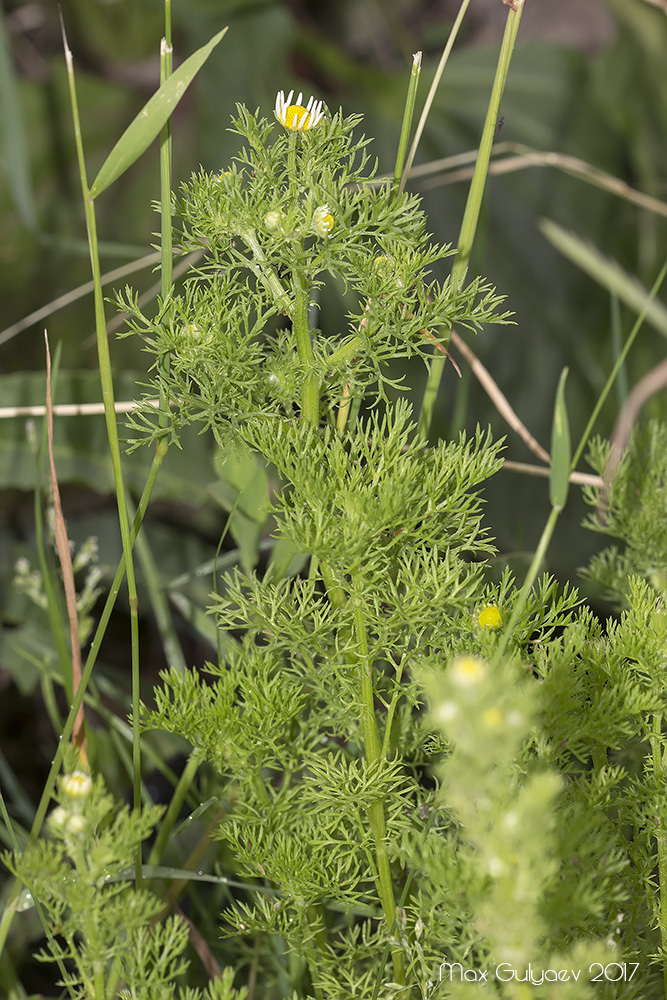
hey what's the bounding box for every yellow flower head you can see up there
[275,90,325,131]
[477,604,502,630]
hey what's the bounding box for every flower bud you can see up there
[264,210,284,231]
[65,813,89,836]
[61,771,93,800]
[48,805,68,833]
[477,604,502,629]
[312,205,335,238]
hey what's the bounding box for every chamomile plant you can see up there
[9,65,667,1000]
[123,93,628,998]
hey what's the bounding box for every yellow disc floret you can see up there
[477,604,502,630]
[481,707,504,729]
[275,90,325,131]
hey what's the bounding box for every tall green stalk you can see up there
[401,0,472,192]
[418,0,525,440]
[158,0,174,433]
[160,2,173,300]
[63,35,143,883]
[648,711,667,998]
[353,595,405,985]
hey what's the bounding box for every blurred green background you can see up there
[0,0,666,673]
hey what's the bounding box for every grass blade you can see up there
[549,367,570,511]
[89,26,228,199]
[540,218,667,339]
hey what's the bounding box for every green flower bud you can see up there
[312,205,335,238]
[264,210,285,231]
[61,771,93,800]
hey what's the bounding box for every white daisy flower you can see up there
[274,89,325,131]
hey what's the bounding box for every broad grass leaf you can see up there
[0,371,213,500]
[210,441,269,573]
[89,26,228,199]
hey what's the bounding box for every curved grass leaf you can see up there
[550,366,571,510]
[539,218,667,340]
[89,26,228,199]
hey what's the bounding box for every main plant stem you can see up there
[353,599,405,985]
[63,34,143,883]
[293,269,320,426]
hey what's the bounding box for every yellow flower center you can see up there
[61,771,93,799]
[313,205,335,236]
[284,104,311,130]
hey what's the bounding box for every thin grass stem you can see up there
[418,1,525,439]
[401,0,472,189]
[494,258,667,665]
[62,31,143,882]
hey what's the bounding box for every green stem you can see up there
[293,269,320,426]
[401,0,472,189]
[418,0,525,440]
[240,227,292,314]
[158,6,174,433]
[129,492,186,673]
[148,752,199,867]
[63,34,143,883]
[353,598,404,984]
[493,504,560,665]
[160,25,173,298]
[304,903,325,1000]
